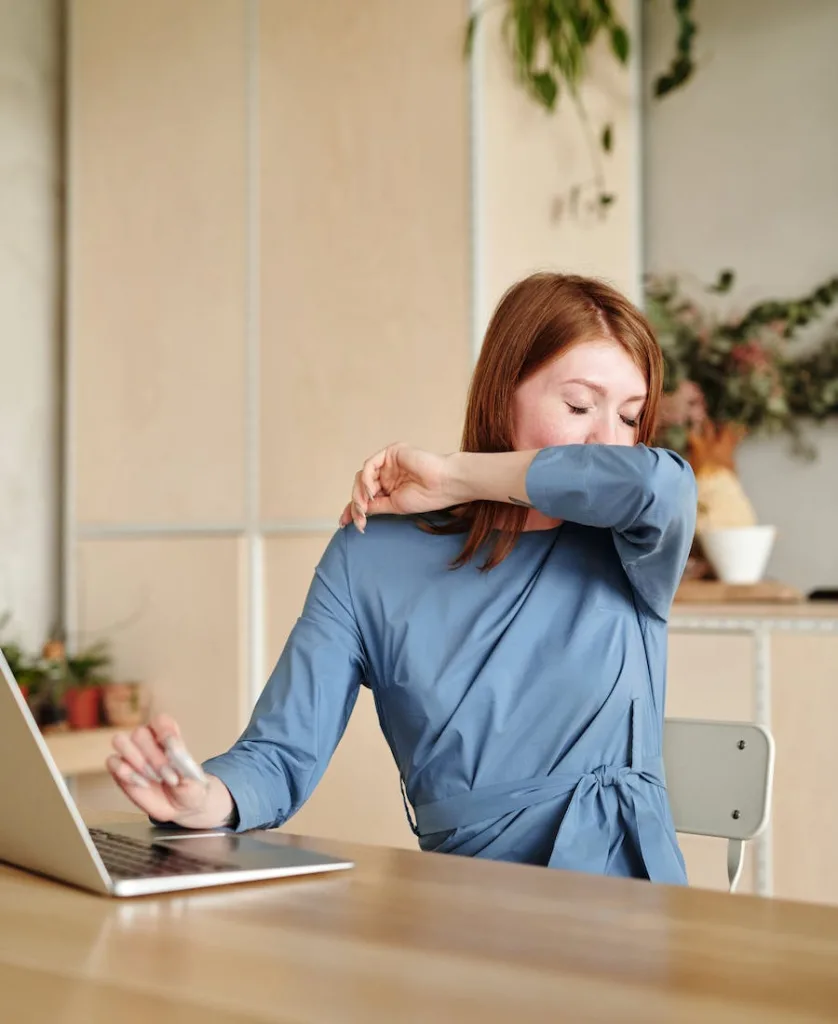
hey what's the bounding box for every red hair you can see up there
[427,272,663,569]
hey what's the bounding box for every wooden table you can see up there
[2,823,838,1024]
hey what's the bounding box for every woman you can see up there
[107,273,696,883]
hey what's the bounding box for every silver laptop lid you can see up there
[0,648,112,894]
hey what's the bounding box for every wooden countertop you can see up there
[44,726,120,776]
[3,819,838,1023]
[671,601,838,621]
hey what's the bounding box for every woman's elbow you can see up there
[650,450,697,528]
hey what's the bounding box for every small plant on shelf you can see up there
[0,613,41,704]
[0,613,121,732]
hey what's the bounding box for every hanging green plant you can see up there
[465,0,699,216]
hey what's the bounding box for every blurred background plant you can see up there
[465,0,699,216]
[646,269,838,459]
[0,612,113,731]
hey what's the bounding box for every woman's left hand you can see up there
[339,443,464,532]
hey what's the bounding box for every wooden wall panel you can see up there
[666,634,755,722]
[771,633,838,906]
[71,0,248,525]
[75,537,246,760]
[259,0,471,522]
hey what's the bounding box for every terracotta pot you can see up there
[103,681,149,728]
[65,685,102,730]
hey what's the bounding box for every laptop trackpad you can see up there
[152,832,326,869]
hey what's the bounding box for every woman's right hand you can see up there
[339,443,463,532]
[106,714,231,828]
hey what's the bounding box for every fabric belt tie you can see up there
[400,698,684,884]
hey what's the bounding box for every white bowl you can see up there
[700,526,777,585]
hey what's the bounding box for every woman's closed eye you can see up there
[566,403,637,428]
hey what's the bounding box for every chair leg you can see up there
[727,838,745,892]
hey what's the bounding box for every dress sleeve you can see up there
[525,444,697,619]
[202,529,366,830]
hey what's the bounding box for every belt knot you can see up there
[591,764,626,788]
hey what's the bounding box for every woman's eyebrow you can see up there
[563,377,646,403]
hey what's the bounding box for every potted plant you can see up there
[65,640,112,730]
[38,631,115,731]
[30,631,110,732]
[0,613,36,705]
[0,610,46,708]
[28,655,70,733]
[102,679,150,729]
[23,633,72,732]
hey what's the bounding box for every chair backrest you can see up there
[663,718,775,892]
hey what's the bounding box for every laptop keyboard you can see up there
[88,827,238,879]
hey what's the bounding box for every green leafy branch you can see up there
[653,0,698,97]
[646,269,838,459]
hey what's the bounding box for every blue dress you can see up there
[204,444,697,882]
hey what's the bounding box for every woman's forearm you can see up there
[448,450,540,507]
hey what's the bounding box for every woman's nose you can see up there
[588,417,620,446]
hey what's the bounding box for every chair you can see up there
[663,718,775,892]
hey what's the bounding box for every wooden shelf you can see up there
[674,578,805,604]
[44,727,120,776]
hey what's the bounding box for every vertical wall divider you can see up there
[244,0,264,719]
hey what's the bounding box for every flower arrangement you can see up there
[644,270,838,578]
[646,270,838,460]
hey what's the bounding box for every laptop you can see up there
[0,648,353,896]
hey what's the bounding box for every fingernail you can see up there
[126,770,150,789]
[142,764,162,783]
[161,765,180,786]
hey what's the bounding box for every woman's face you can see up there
[512,339,647,451]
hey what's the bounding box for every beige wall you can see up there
[67,0,643,849]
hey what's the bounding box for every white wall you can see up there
[643,0,838,594]
[0,0,62,648]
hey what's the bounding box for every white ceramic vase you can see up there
[700,526,777,585]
